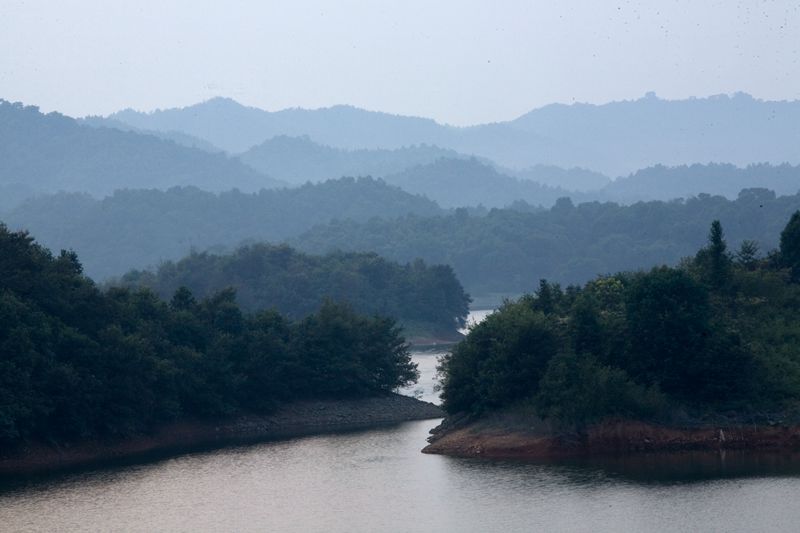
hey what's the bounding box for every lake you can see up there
[3,310,800,532]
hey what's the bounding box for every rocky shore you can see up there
[1,394,443,477]
[423,412,800,459]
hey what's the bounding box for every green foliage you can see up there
[780,211,800,280]
[0,225,417,446]
[536,353,667,426]
[439,218,800,425]
[294,188,800,297]
[118,245,470,336]
[3,178,441,280]
[438,300,557,414]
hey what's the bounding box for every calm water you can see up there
[3,310,800,532]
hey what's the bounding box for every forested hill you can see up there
[439,215,800,425]
[383,158,571,208]
[105,93,800,175]
[118,245,470,338]
[238,136,469,185]
[1,177,442,280]
[597,163,800,203]
[0,100,281,203]
[0,224,419,446]
[293,188,800,297]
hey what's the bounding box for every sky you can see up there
[1,0,799,126]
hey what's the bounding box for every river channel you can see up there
[3,310,800,532]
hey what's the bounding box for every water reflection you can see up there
[3,420,800,532]
[4,308,800,531]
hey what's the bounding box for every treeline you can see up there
[294,188,800,297]
[439,214,800,425]
[0,225,418,446]
[2,177,441,280]
[597,163,800,202]
[118,244,470,337]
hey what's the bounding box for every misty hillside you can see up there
[80,115,223,153]
[1,177,442,280]
[596,163,800,202]
[383,158,573,208]
[106,93,800,176]
[293,187,800,297]
[510,165,611,192]
[0,100,281,204]
[118,244,470,333]
[238,136,470,184]
[110,97,452,153]
[509,92,800,175]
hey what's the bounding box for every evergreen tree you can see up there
[780,211,800,280]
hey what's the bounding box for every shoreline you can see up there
[422,415,800,460]
[0,394,443,479]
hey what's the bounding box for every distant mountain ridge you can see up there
[105,93,800,176]
[80,115,223,153]
[110,97,451,154]
[0,100,283,206]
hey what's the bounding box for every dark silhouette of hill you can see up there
[0,100,282,204]
[238,135,470,185]
[1,177,442,280]
[106,93,800,176]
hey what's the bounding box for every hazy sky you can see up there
[2,0,798,125]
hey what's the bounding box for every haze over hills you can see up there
[596,163,800,203]
[1,177,441,280]
[80,115,223,153]
[382,158,572,209]
[119,244,470,337]
[509,165,611,192]
[0,100,283,207]
[292,187,800,298]
[104,93,800,176]
[109,97,451,154]
[238,136,471,185]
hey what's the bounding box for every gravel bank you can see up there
[1,394,443,478]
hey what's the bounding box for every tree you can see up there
[695,220,731,287]
[780,211,800,281]
[736,240,760,270]
[625,268,712,399]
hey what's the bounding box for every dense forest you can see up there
[295,188,800,297]
[0,225,418,446]
[118,245,470,338]
[439,214,800,425]
[2,178,441,279]
[0,100,281,206]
